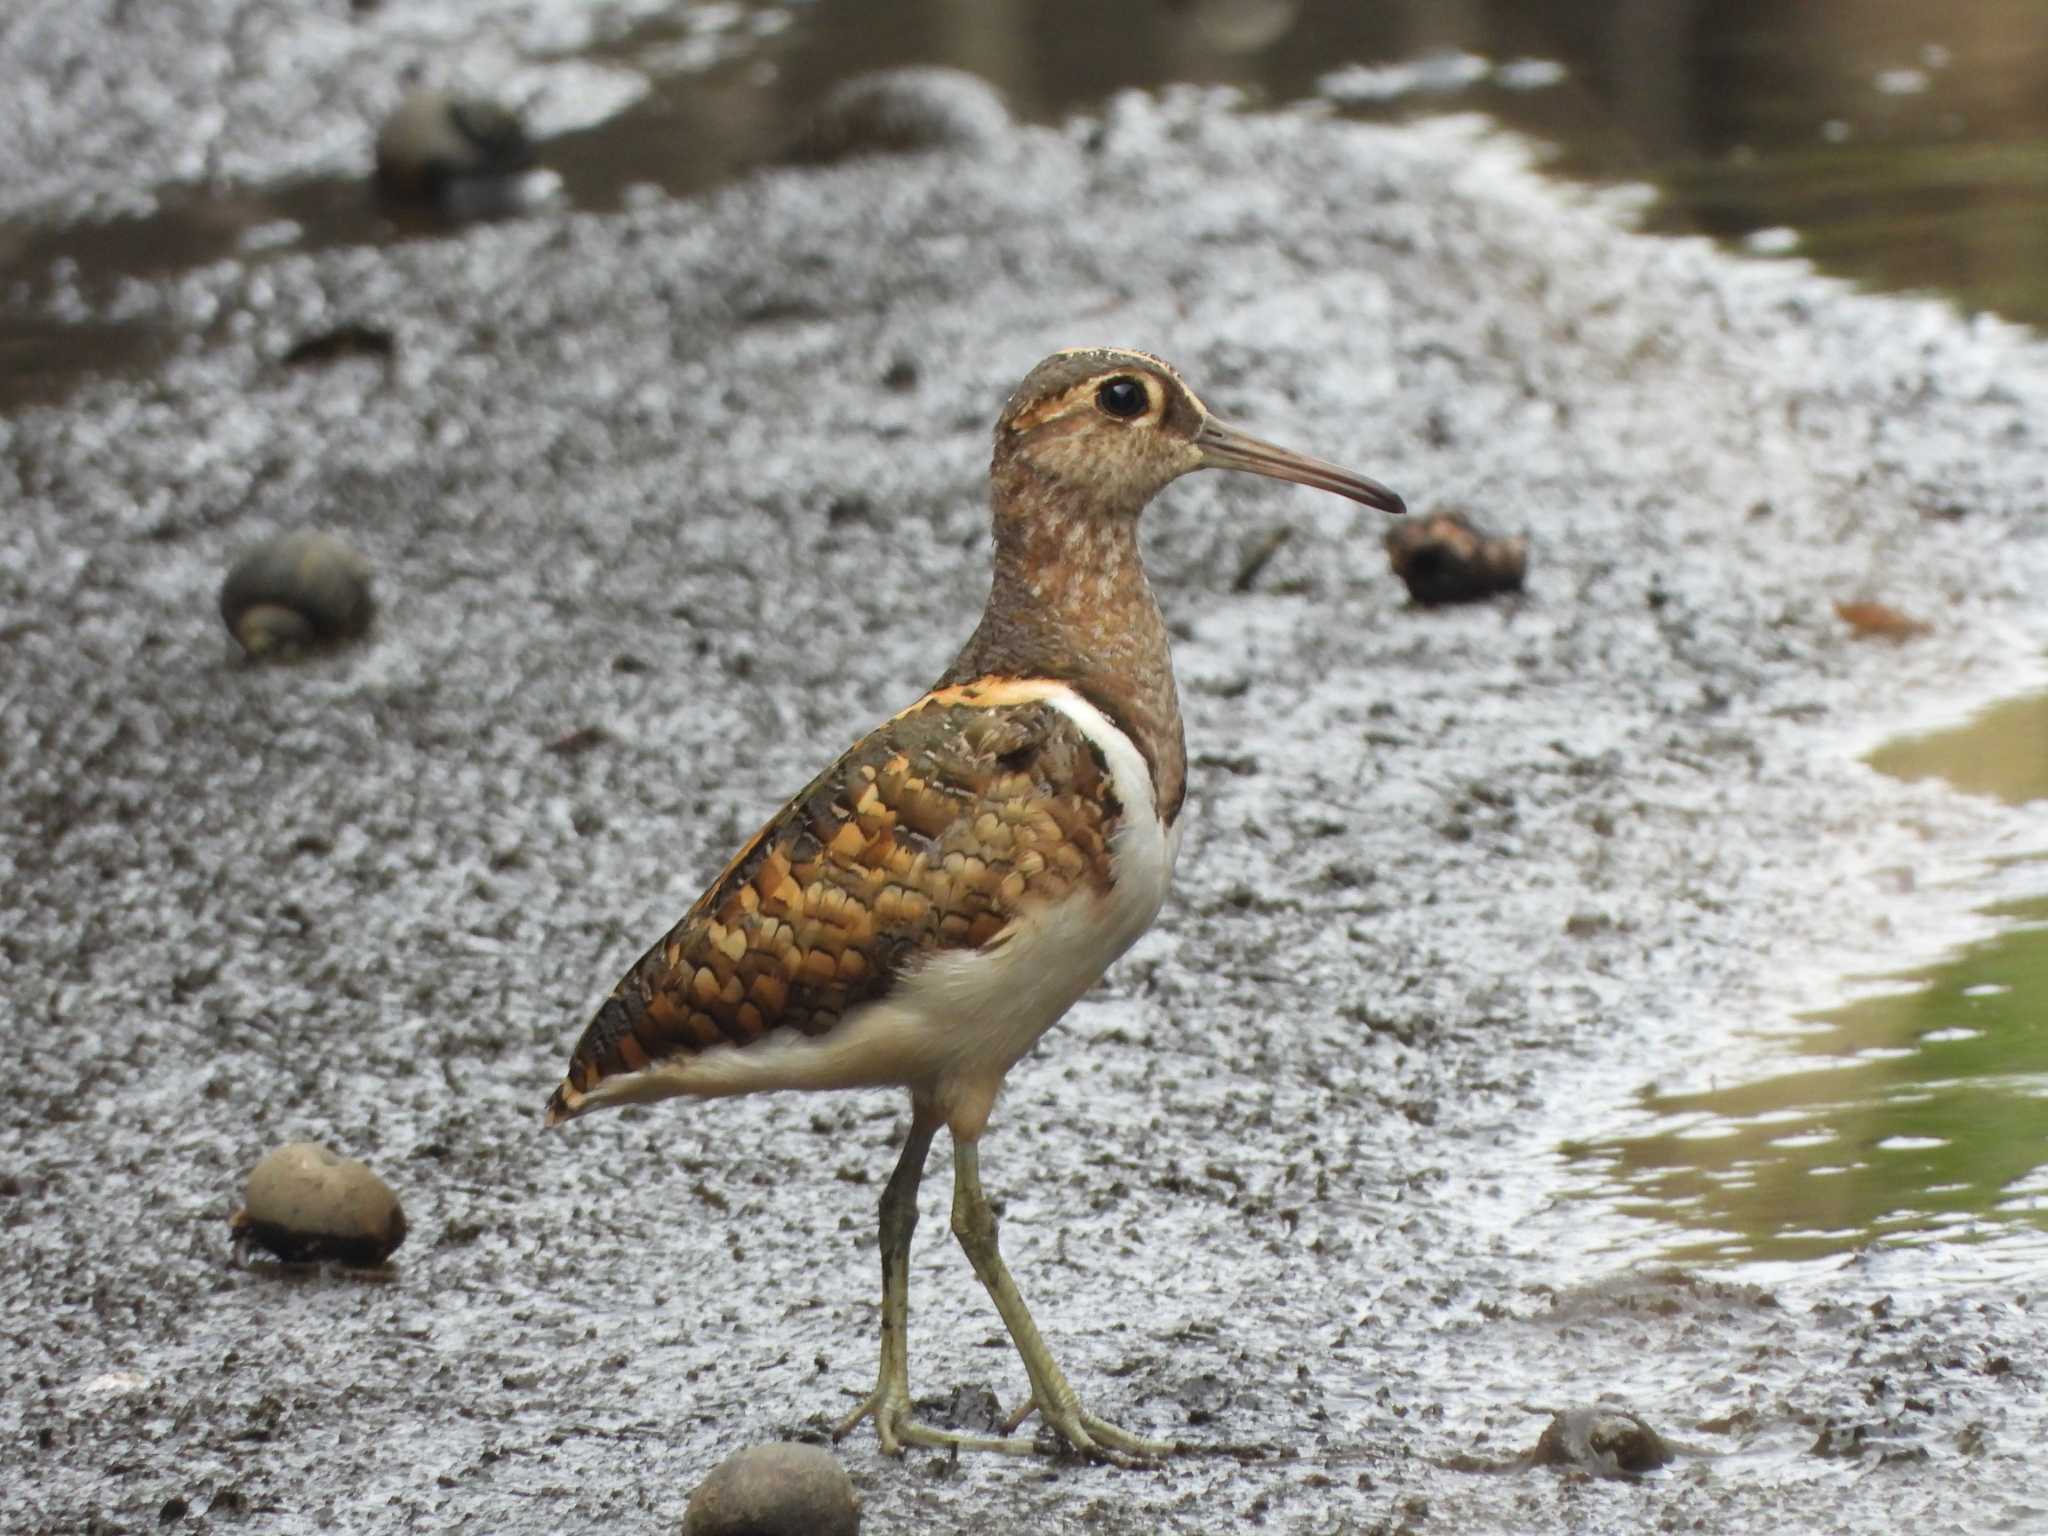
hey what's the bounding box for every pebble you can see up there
[229,1142,408,1266]
[786,67,1011,164]
[680,1443,859,1536]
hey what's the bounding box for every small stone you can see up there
[1175,0,1302,55]
[375,89,536,210]
[1384,510,1527,605]
[1530,1406,1672,1476]
[229,1142,407,1266]
[786,68,1011,164]
[219,531,375,659]
[680,1442,858,1536]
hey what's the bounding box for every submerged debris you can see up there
[374,89,536,211]
[230,1142,408,1267]
[1384,509,1527,605]
[680,1442,859,1536]
[218,530,375,659]
[786,67,1012,164]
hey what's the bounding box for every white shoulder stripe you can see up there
[1038,686,1162,829]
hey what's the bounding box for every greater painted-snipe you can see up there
[546,348,1405,1465]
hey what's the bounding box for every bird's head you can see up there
[992,347,1405,519]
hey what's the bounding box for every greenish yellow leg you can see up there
[948,1143,1178,1467]
[831,1116,1030,1457]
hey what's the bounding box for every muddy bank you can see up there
[4,71,2047,1536]
[0,0,693,222]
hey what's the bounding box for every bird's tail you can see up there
[542,1078,591,1127]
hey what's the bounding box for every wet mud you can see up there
[6,15,2048,1535]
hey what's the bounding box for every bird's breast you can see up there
[914,688,1181,1068]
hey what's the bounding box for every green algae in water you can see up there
[1867,691,2048,805]
[1568,892,2048,1266]
[1572,691,2048,1265]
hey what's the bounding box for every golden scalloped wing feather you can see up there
[546,691,1122,1119]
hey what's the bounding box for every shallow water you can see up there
[1560,672,2048,1272]
[1870,691,2048,806]
[1564,881,2048,1267]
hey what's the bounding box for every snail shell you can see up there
[374,89,535,206]
[219,530,375,658]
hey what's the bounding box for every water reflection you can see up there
[5,0,2046,337]
[764,0,2048,321]
[1566,891,2048,1265]
[1631,0,2043,305]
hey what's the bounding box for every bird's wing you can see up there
[545,677,1124,1123]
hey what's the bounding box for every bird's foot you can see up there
[831,1384,1036,1459]
[1002,1394,1180,1468]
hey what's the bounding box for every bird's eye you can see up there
[1095,376,1148,419]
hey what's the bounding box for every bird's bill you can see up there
[1196,418,1406,515]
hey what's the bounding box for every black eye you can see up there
[1095,376,1148,419]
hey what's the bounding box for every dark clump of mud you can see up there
[1383,509,1526,606]
[4,11,2048,1536]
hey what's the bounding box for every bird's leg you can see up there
[832,1114,1027,1457]
[949,1142,1178,1467]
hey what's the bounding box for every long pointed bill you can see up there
[1196,418,1406,515]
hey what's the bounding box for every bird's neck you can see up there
[941,459,1187,825]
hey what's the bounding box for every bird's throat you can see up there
[942,464,1187,825]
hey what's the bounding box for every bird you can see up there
[544,347,1405,1465]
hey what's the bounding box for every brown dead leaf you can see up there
[1834,600,1931,641]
